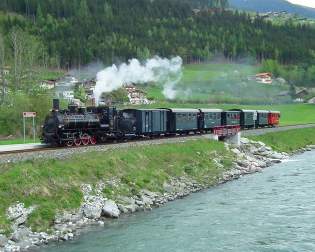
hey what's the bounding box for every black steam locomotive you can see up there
[41,99,280,146]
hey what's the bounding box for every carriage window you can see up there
[122,112,133,119]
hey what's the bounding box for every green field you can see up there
[0,138,40,145]
[0,139,232,232]
[146,63,291,104]
[250,127,315,153]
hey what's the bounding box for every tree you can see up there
[10,27,24,91]
[0,34,6,104]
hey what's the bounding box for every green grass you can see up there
[0,139,233,232]
[250,127,315,153]
[36,68,65,81]
[145,63,291,104]
[0,138,40,145]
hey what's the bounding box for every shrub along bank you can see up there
[0,140,233,233]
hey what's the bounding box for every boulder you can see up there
[0,234,8,247]
[140,195,153,207]
[4,243,20,252]
[102,200,120,218]
[231,148,241,155]
[240,138,250,144]
[117,204,129,214]
[81,203,102,219]
[7,203,35,227]
[270,153,284,160]
[55,212,83,224]
[11,227,31,243]
[7,203,25,221]
[162,182,174,193]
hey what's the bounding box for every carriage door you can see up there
[144,111,152,133]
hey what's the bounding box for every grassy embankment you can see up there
[0,140,233,233]
[250,127,315,153]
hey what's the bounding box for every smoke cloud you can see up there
[94,56,183,104]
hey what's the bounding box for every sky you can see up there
[287,0,315,8]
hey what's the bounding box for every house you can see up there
[255,73,273,84]
[0,66,10,77]
[192,9,201,15]
[308,96,315,104]
[295,88,309,100]
[124,84,151,105]
[61,90,74,101]
[40,80,56,90]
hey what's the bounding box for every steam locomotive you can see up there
[41,99,280,146]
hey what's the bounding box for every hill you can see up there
[229,0,315,18]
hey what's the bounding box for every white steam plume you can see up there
[94,56,183,104]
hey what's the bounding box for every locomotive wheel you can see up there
[90,136,97,145]
[74,137,82,146]
[65,140,74,147]
[81,134,90,146]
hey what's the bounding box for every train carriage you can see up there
[268,111,281,127]
[166,108,199,133]
[256,110,269,127]
[222,110,241,126]
[232,109,256,129]
[118,109,167,135]
[198,109,222,131]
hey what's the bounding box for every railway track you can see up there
[0,123,315,160]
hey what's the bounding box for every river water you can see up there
[42,151,315,252]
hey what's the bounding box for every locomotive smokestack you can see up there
[53,99,60,111]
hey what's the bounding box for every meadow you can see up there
[145,63,291,104]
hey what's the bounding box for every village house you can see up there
[255,73,273,84]
[294,88,309,100]
[124,84,151,105]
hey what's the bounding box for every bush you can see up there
[0,93,53,136]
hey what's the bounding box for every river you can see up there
[42,151,315,252]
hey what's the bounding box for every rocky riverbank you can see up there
[1,138,313,252]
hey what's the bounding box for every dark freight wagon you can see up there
[233,109,256,129]
[256,110,269,127]
[118,109,167,135]
[198,109,222,130]
[166,108,199,132]
[222,111,241,126]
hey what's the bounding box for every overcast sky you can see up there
[287,0,315,8]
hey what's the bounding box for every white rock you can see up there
[98,221,105,226]
[7,203,35,227]
[270,153,284,160]
[102,200,120,218]
[231,148,241,155]
[11,227,31,243]
[4,243,20,252]
[0,234,7,247]
[81,203,102,219]
[140,195,153,207]
[240,138,250,144]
